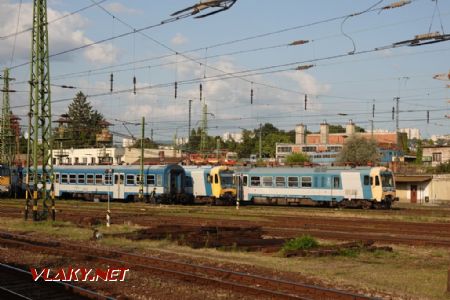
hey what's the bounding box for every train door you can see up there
[113,173,125,199]
[410,185,417,204]
[168,169,184,194]
[330,176,340,200]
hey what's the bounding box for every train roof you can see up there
[28,164,184,172]
[236,166,377,175]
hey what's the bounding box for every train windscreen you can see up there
[381,172,394,188]
[220,171,234,188]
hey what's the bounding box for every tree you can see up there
[132,138,158,149]
[285,152,310,164]
[337,135,379,165]
[65,92,106,148]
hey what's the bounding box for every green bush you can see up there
[285,152,310,164]
[282,235,319,252]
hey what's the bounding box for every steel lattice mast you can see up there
[25,0,55,221]
[1,68,15,166]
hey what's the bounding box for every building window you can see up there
[301,176,312,187]
[288,176,299,187]
[74,157,79,164]
[277,147,292,153]
[432,152,442,162]
[126,175,135,185]
[91,157,96,165]
[326,146,342,152]
[82,157,88,164]
[147,175,155,186]
[262,176,273,187]
[302,146,317,152]
[250,176,261,187]
[275,176,285,187]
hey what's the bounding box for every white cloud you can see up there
[283,71,330,96]
[171,33,188,46]
[104,3,141,15]
[0,1,118,66]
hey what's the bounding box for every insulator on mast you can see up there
[133,76,136,95]
[174,81,178,99]
[199,83,203,102]
[250,83,254,104]
[392,107,395,120]
[304,94,308,111]
[110,73,113,92]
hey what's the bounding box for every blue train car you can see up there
[24,164,191,203]
[235,166,397,208]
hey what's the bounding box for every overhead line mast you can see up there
[25,0,55,221]
[1,69,15,166]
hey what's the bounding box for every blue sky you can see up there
[0,0,449,141]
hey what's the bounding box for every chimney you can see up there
[295,124,306,145]
[346,120,355,136]
[320,122,329,144]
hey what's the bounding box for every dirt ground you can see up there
[0,199,449,299]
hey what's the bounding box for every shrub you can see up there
[282,235,319,252]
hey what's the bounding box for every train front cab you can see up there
[209,166,236,204]
[370,167,398,208]
[0,165,12,194]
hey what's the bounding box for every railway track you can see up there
[0,231,378,300]
[0,263,112,300]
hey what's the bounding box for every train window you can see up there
[333,177,340,189]
[69,174,76,184]
[288,176,298,187]
[136,175,142,185]
[214,174,219,184]
[243,175,248,186]
[147,175,155,185]
[185,176,193,188]
[157,175,162,186]
[61,174,68,184]
[301,176,312,188]
[95,174,103,185]
[250,176,260,187]
[55,173,60,184]
[364,176,370,185]
[262,176,273,187]
[104,174,112,185]
[126,175,135,185]
[86,174,94,184]
[77,174,85,184]
[375,176,380,186]
[370,177,373,185]
[275,177,285,187]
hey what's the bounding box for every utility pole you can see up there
[200,102,208,154]
[188,99,192,147]
[139,117,144,201]
[25,0,54,221]
[394,97,400,132]
[1,68,15,166]
[259,123,262,160]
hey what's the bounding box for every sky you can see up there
[0,0,449,142]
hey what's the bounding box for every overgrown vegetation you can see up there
[337,134,380,165]
[281,235,319,252]
[285,152,310,164]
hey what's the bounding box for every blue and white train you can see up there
[234,166,397,208]
[23,164,192,204]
